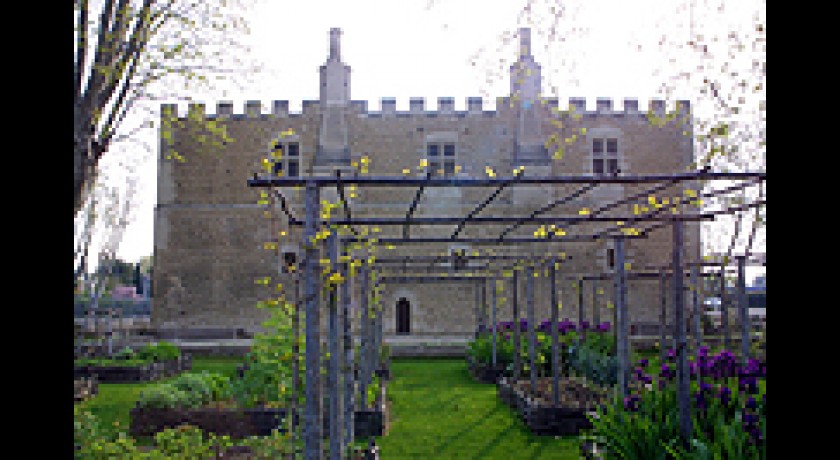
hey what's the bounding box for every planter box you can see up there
[74,356,190,383]
[130,406,295,439]
[497,377,595,437]
[131,381,389,440]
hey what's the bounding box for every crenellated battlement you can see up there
[161,97,691,120]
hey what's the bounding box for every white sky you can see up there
[108,0,765,280]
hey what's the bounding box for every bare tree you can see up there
[76,168,140,355]
[73,0,259,218]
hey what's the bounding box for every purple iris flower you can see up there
[745,377,758,395]
[718,386,732,405]
[623,394,641,412]
[580,320,590,330]
[745,396,757,410]
[638,358,649,367]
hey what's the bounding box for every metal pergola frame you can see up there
[248,168,766,459]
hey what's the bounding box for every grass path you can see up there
[377,358,582,459]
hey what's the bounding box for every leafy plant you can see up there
[366,374,381,408]
[232,300,298,408]
[137,383,191,409]
[203,371,234,401]
[137,341,181,362]
[581,347,766,459]
[240,428,301,458]
[74,406,140,459]
[169,372,214,408]
[566,338,618,387]
[113,346,137,360]
[151,424,234,459]
[582,388,682,460]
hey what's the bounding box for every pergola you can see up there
[248,168,766,459]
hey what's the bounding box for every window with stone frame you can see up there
[282,251,298,273]
[426,142,457,177]
[592,137,620,177]
[272,141,300,177]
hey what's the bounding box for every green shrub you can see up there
[152,424,233,458]
[203,371,233,401]
[567,340,618,387]
[169,373,213,408]
[137,383,190,409]
[113,346,136,360]
[136,341,181,362]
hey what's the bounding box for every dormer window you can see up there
[593,138,619,177]
[427,142,456,177]
[272,140,300,177]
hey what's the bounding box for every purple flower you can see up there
[638,358,649,367]
[718,386,732,405]
[623,394,641,412]
[738,376,759,394]
[580,320,590,330]
[745,396,757,410]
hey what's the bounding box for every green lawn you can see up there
[77,356,586,457]
[377,357,582,459]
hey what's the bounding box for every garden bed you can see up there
[129,380,389,440]
[74,355,192,383]
[129,405,294,439]
[497,376,609,436]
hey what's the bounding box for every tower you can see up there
[510,27,547,166]
[315,28,352,170]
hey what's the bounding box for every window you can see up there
[272,141,300,177]
[451,248,468,271]
[592,137,619,177]
[283,252,297,273]
[426,142,456,177]
[396,298,411,335]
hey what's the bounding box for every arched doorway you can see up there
[396,297,410,335]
